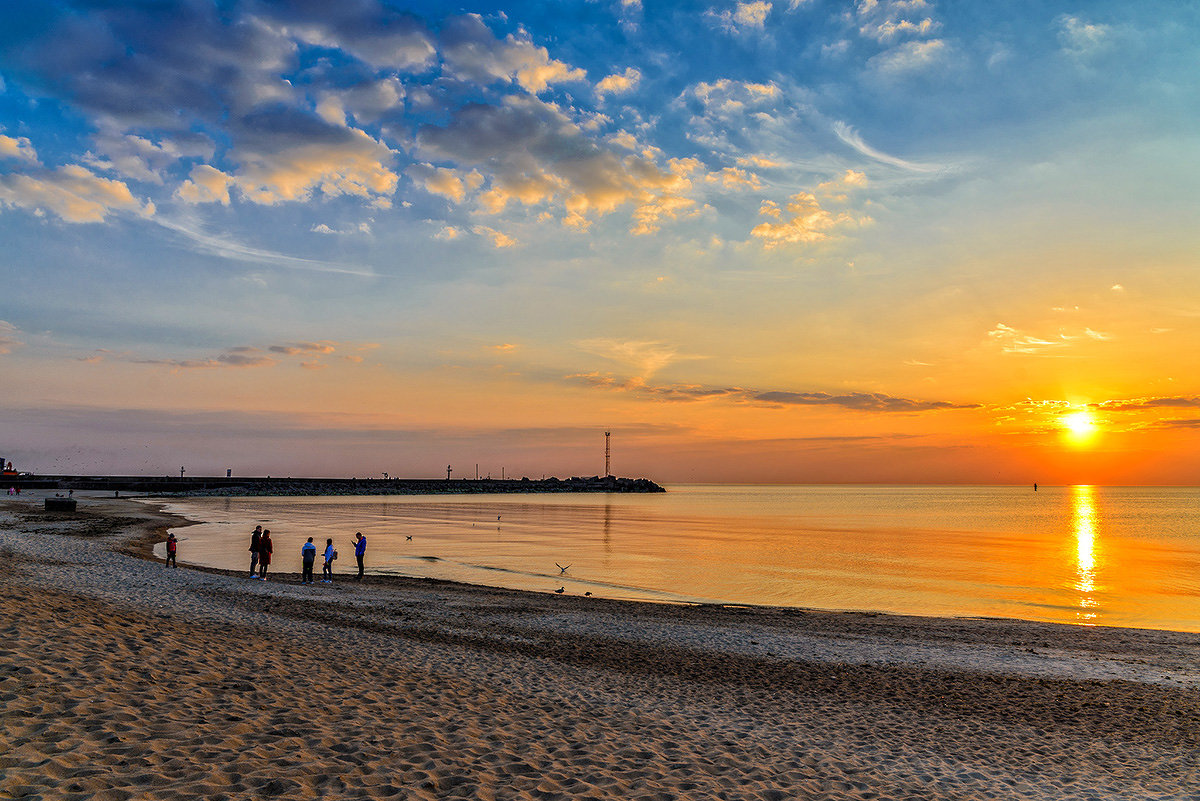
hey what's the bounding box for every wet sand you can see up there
[3,494,1200,800]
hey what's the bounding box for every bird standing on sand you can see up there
[555,587,565,594]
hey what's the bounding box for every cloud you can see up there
[574,339,683,378]
[125,339,369,371]
[751,390,975,412]
[705,1,773,34]
[816,169,867,201]
[407,163,483,203]
[867,39,949,75]
[569,371,977,412]
[0,134,39,164]
[690,79,782,117]
[83,131,211,184]
[176,165,234,205]
[0,164,153,223]
[705,167,763,190]
[861,18,939,42]
[315,78,405,126]
[750,192,867,248]
[133,349,278,370]
[441,14,586,93]
[1057,15,1111,58]
[472,225,518,248]
[416,95,699,230]
[154,215,375,275]
[0,321,23,354]
[268,342,337,356]
[986,323,1111,355]
[832,122,942,173]
[267,6,434,71]
[596,67,642,98]
[1096,397,1200,411]
[228,115,398,205]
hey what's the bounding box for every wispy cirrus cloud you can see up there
[987,323,1111,355]
[832,122,943,173]
[154,215,375,276]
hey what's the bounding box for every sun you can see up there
[1061,410,1098,442]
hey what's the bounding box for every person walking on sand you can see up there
[249,525,263,577]
[301,537,317,585]
[165,532,178,568]
[258,529,273,580]
[353,531,366,581]
[322,537,335,583]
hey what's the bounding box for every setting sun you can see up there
[1062,411,1098,443]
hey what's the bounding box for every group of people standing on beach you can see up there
[247,525,366,583]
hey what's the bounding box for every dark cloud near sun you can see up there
[569,373,977,413]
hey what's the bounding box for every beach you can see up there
[3,495,1200,800]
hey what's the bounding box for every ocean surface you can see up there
[159,484,1200,632]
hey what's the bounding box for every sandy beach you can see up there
[3,494,1200,800]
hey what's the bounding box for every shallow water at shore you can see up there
[160,484,1200,631]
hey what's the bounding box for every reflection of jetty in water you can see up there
[1072,485,1100,624]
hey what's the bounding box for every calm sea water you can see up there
[159,485,1200,632]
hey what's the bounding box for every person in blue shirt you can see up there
[353,532,366,581]
[301,537,317,584]
[322,537,335,583]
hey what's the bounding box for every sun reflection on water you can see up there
[1072,485,1099,623]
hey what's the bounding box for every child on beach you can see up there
[258,529,273,580]
[301,537,317,584]
[165,532,177,568]
[322,538,335,583]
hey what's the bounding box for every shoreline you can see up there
[4,494,1200,799]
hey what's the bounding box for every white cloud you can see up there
[472,225,518,248]
[987,323,1112,355]
[231,126,398,205]
[868,38,948,74]
[750,191,868,249]
[176,165,234,205]
[407,164,483,203]
[83,132,210,184]
[706,1,773,33]
[441,14,586,94]
[0,165,153,223]
[832,122,942,173]
[575,339,682,378]
[0,134,38,164]
[416,95,701,231]
[596,67,642,98]
[1057,16,1111,57]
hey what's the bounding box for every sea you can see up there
[158,484,1200,633]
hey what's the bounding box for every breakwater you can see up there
[7,474,665,496]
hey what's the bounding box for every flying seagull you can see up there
[556,563,571,573]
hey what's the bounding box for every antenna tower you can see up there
[604,431,611,477]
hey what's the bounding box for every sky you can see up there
[1,0,1199,484]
